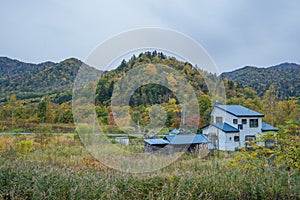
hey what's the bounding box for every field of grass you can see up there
[0,134,299,199]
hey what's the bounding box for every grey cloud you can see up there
[0,0,299,72]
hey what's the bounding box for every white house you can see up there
[202,103,278,151]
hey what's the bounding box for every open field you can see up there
[0,134,299,199]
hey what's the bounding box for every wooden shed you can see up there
[144,134,210,154]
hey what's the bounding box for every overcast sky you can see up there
[0,0,299,72]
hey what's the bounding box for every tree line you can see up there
[0,51,299,133]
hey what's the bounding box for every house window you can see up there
[249,119,258,128]
[245,135,256,149]
[233,119,238,124]
[245,135,256,141]
[238,124,243,130]
[234,136,239,142]
[265,139,276,149]
[216,117,223,123]
[242,119,247,124]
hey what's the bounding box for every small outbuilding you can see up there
[144,134,210,154]
[115,137,130,146]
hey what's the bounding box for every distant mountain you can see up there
[0,57,56,78]
[0,57,98,103]
[221,63,300,99]
[2,54,298,106]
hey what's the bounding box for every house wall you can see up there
[212,107,239,128]
[211,107,231,124]
[237,117,263,147]
[224,133,240,151]
[203,125,240,151]
[202,126,219,150]
[202,126,225,151]
[218,130,226,150]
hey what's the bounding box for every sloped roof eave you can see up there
[262,129,278,132]
[261,122,279,132]
[144,139,169,145]
[210,123,240,133]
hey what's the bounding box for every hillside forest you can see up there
[0,51,299,133]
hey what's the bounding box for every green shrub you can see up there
[16,140,34,156]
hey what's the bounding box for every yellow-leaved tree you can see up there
[262,85,278,126]
[228,120,300,173]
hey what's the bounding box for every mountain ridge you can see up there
[1,55,299,104]
[221,62,300,99]
[0,56,97,103]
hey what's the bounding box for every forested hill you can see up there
[0,57,97,103]
[1,53,298,106]
[0,53,241,107]
[95,51,218,107]
[221,63,300,100]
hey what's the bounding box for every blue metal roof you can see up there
[164,135,174,142]
[215,105,264,117]
[164,134,210,145]
[145,134,210,145]
[262,122,278,132]
[169,129,180,134]
[211,123,240,133]
[144,138,169,145]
